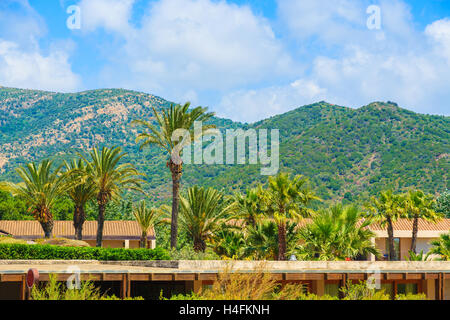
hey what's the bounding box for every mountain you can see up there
[0,86,448,204]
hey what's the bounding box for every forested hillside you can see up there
[0,87,448,205]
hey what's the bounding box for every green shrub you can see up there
[0,243,170,260]
[396,293,427,300]
[31,274,144,300]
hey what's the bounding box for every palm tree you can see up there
[245,220,299,260]
[132,102,215,249]
[179,186,232,252]
[366,190,405,261]
[81,146,144,247]
[211,226,246,259]
[230,187,264,227]
[403,190,443,253]
[262,172,319,260]
[64,159,97,240]
[132,200,166,248]
[0,160,66,238]
[298,204,379,261]
[428,232,450,261]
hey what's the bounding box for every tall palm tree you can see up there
[403,190,443,253]
[64,159,97,240]
[298,204,379,261]
[0,160,66,238]
[262,172,319,260]
[366,190,405,261]
[132,102,215,249]
[179,186,232,252]
[132,200,166,248]
[81,146,144,247]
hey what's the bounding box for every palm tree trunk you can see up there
[73,205,86,240]
[410,214,419,254]
[386,216,395,261]
[193,238,206,252]
[40,220,54,239]
[277,222,287,261]
[96,202,106,247]
[140,232,147,248]
[169,160,183,250]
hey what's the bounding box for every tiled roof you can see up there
[228,218,449,234]
[369,218,450,231]
[0,220,155,240]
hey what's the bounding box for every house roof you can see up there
[369,218,450,231]
[228,218,449,238]
[0,220,155,240]
[369,218,450,238]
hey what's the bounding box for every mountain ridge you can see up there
[0,86,448,204]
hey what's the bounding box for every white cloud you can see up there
[78,0,135,34]
[0,0,80,92]
[81,0,295,104]
[425,18,450,63]
[219,79,327,122]
[0,40,81,92]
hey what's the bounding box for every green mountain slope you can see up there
[0,87,448,204]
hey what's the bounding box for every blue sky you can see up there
[0,0,449,122]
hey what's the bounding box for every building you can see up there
[0,220,156,249]
[370,218,450,260]
[0,260,448,300]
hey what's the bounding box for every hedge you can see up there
[0,243,170,261]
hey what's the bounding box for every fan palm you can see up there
[403,190,443,253]
[366,190,405,260]
[179,186,232,252]
[0,160,66,238]
[211,226,246,259]
[64,159,97,240]
[297,204,379,261]
[245,220,299,260]
[428,232,450,261]
[132,102,215,249]
[132,200,166,248]
[230,186,264,227]
[80,146,144,247]
[262,172,319,260]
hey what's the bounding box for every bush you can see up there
[31,274,144,300]
[168,247,220,260]
[396,293,427,300]
[0,243,170,260]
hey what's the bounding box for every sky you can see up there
[0,0,449,122]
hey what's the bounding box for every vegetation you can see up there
[0,242,169,260]
[435,190,450,218]
[30,274,144,300]
[165,268,426,300]
[133,102,215,249]
[64,159,97,240]
[0,88,447,205]
[428,232,450,261]
[80,146,144,247]
[0,160,67,238]
[404,190,442,253]
[366,190,405,260]
[179,186,232,252]
[297,204,379,260]
[132,200,166,248]
[260,173,318,260]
